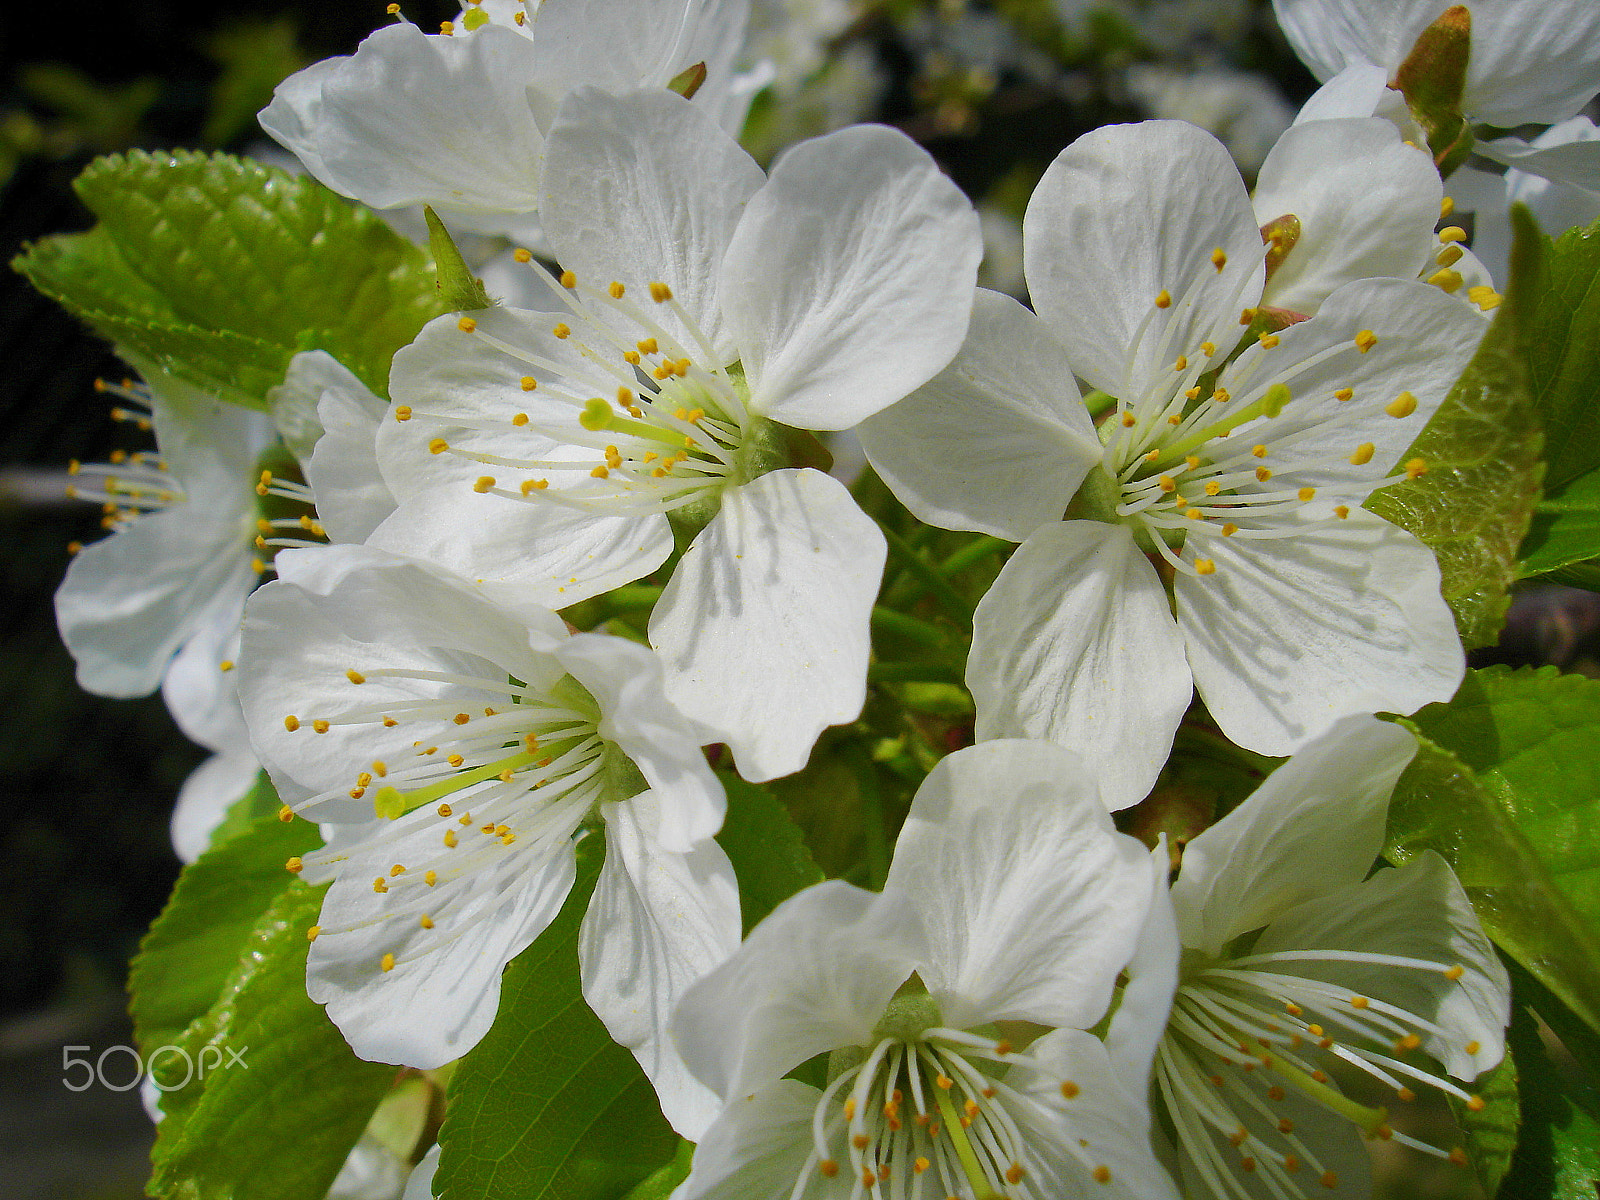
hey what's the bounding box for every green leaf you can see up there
[1524,213,1600,492]
[620,1141,694,1200]
[716,771,826,934]
[1366,206,1544,648]
[1387,667,1600,1033]
[13,149,445,405]
[424,206,496,313]
[149,881,397,1200]
[1520,468,1600,581]
[1497,965,1600,1200]
[435,839,680,1200]
[129,810,320,1059]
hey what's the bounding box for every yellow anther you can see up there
[1158,475,1177,493]
[559,271,577,289]
[1155,290,1172,309]
[307,925,321,940]
[1204,481,1221,496]
[1259,332,1280,348]
[1386,391,1418,418]
[1335,387,1354,402]
[1173,355,1188,371]
[674,357,692,376]
[286,856,304,873]
[438,19,453,32]
[312,719,330,734]
[381,952,396,972]
[818,1161,839,1178]
[511,413,529,428]
[1120,412,1137,427]
[1429,268,1464,293]
[1321,1171,1339,1188]
[1256,466,1273,482]
[607,281,626,299]
[1351,995,1369,1008]
[1251,444,1268,458]
[373,877,388,893]
[443,829,458,848]
[1222,523,1238,536]
[447,754,464,767]
[472,475,496,494]
[346,668,366,685]
[1194,558,1217,575]
[1449,1148,1469,1167]
[1469,285,1502,310]
[1240,307,1256,325]
[1298,487,1316,501]
[437,803,452,818]
[1168,414,1182,425]
[1355,330,1378,353]
[1440,196,1455,218]
[420,914,434,929]
[1405,457,1428,479]
[373,761,388,776]
[1438,225,1467,243]
[1466,1040,1481,1054]
[1395,1033,1422,1052]
[1005,1164,1024,1184]
[1185,386,1202,401]
[623,350,641,364]
[1186,508,1204,520]
[1285,1155,1301,1172]
[520,376,538,391]
[520,479,549,495]
[457,316,477,333]
[428,438,449,454]
[649,282,674,303]
[636,337,658,355]
[1444,964,1465,980]
[1093,1166,1112,1184]
[1397,1087,1417,1102]
[1212,387,1230,404]
[382,717,397,727]
[284,715,301,732]
[552,323,571,339]
[1437,244,1464,267]
[513,248,532,263]
[591,465,609,478]
[1349,443,1375,465]
[1211,248,1227,270]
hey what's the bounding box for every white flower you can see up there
[1155,715,1510,1200]
[236,544,739,1138]
[258,0,754,243]
[859,121,1484,809]
[373,87,981,781]
[671,739,1179,1200]
[1274,0,1600,129]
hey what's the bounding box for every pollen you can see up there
[1158,475,1177,493]
[1093,1166,1112,1184]
[511,413,529,427]
[1349,443,1375,465]
[1204,482,1221,496]
[1355,330,1378,353]
[1186,508,1204,519]
[1202,341,1216,356]
[520,376,538,391]
[429,438,449,454]
[1466,1040,1481,1054]
[1173,355,1188,371]
[1211,248,1227,270]
[1185,387,1202,401]
[1212,387,1230,404]
[1387,392,1418,418]
[1350,995,1370,1009]
[284,715,301,732]
[381,953,396,972]
[591,465,609,478]
[1060,1081,1080,1099]
[457,316,477,333]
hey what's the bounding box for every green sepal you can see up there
[1366,205,1544,649]
[1391,3,1475,172]
[425,206,496,313]
[667,62,707,100]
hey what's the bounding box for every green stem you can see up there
[847,742,890,891]
[867,662,963,684]
[1082,389,1116,417]
[938,535,1008,578]
[880,522,972,627]
[871,607,950,649]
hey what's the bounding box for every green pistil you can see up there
[578,399,699,450]
[1148,382,1291,468]
[371,748,539,819]
[930,1075,1006,1200]
[1262,1050,1390,1134]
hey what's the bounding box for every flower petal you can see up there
[722,124,982,430]
[540,87,765,361]
[1292,62,1394,122]
[857,288,1101,542]
[671,880,922,1101]
[649,470,884,783]
[676,1079,823,1200]
[1105,848,1182,1091]
[1024,120,1265,399]
[171,750,262,863]
[969,521,1193,811]
[1254,850,1510,1079]
[580,796,741,1139]
[1171,714,1417,955]
[1254,119,1441,314]
[1175,508,1463,757]
[884,740,1155,1031]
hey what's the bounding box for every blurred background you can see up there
[0,1,1588,1196]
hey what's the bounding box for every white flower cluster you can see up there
[48,1,1600,1198]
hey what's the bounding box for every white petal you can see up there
[161,600,246,752]
[401,1145,440,1200]
[1292,63,1393,122]
[676,1080,822,1200]
[649,470,884,783]
[1254,850,1510,1079]
[1175,508,1464,757]
[723,124,982,430]
[1254,119,1441,314]
[555,633,725,851]
[1024,120,1265,399]
[1010,1029,1180,1200]
[540,87,765,361]
[527,0,749,99]
[884,740,1154,1031]
[1478,129,1600,192]
[269,350,366,465]
[260,24,548,217]
[580,797,741,1139]
[309,832,576,1068]
[969,522,1193,811]
[1206,276,1486,492]
[856,288,1100,542]
[56,506,255,698]
[171,749,262,863]
[1105,848,1181,1090]
[1171,714,1417,955]
[671,881,922,1101]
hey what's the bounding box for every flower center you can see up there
[1068,245,1430,581]
[798,1009,1119,1199]
[1159,948,1483,1199]
[405,257,800,531]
